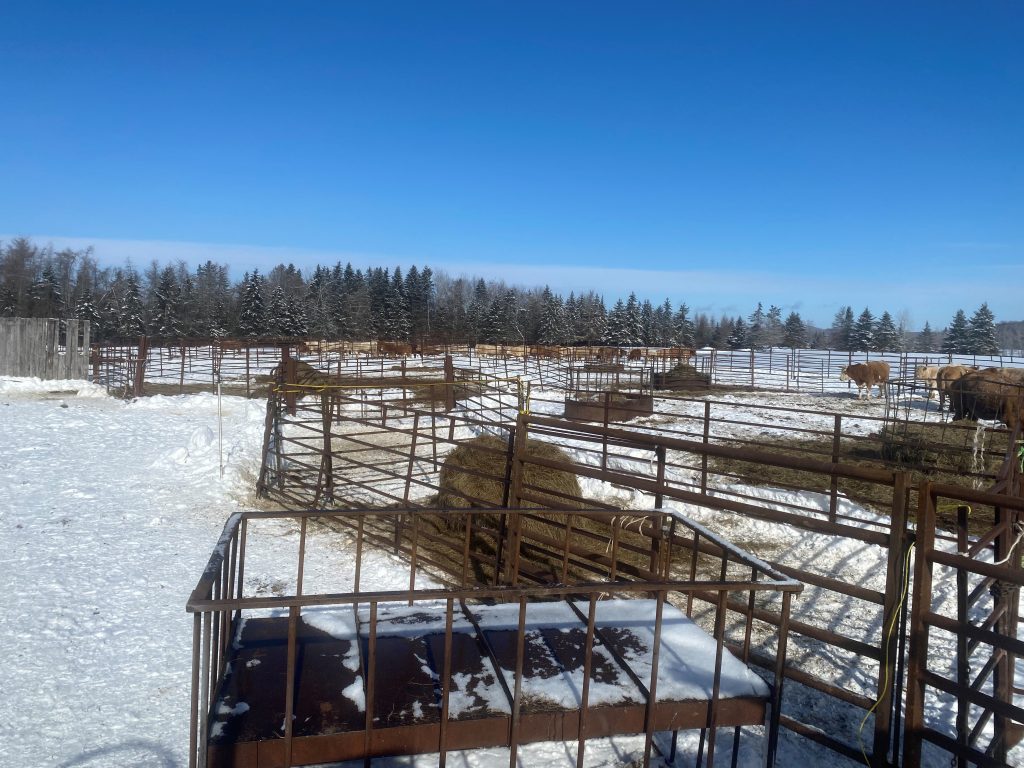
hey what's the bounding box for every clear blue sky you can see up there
[1,2,1021,328]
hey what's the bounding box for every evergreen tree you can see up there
[672,303,695,347]
[918,322,936,352]
[874,311,900,352]
[0,284,17,317]
[119,273,147,337]
[851,308,875,351]
[653,299,674,345]
[604,299,628,346]
[727,317,748,350]
[968,303,1000,354]
[747,302,766,349]
[639,299,655,345]
[236,271,268,338]
[267,286,288,336]
[575,292,606,346]
[150,266,183,338]
[467,279,489,345]
[830,306,854,350]
[74,291,102,337]
[623,293,643,346]
[286,296,309,337]
[381,268,410,340]
[782,311,807,348]
[563,293,580,345]
[30,265,64,319]
[941,309,970,354]
[538,287,565,345]
[765,305,783,348]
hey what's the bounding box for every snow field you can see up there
[1,375,1020,767]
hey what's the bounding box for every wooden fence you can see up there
[0,318,91,379]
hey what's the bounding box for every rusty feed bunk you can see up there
[187,507,801,768]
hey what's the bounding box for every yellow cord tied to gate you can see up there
[935,503,973,516]
[858,541,915,767]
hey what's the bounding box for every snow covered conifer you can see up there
[851,308,875,351]
[941,309,970,354]
[782,311,807,348]
[968,303,999,354]
[236,271,268,338]
[917,322,936,352]
[873,311,900,352]
[673,303,695,347]
[538,287,565,345]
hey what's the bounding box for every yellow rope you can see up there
[858,541,915,766]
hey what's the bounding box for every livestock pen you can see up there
[247,355,1023,767]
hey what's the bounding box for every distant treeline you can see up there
[0,237,1010,353]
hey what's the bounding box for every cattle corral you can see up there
[36,336,1024,766]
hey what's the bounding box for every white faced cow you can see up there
[839,361,890,400]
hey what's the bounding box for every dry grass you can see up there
[706,420,1013,533]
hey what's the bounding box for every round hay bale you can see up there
[438,434,583,512]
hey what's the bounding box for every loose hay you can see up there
[438,434,584,510]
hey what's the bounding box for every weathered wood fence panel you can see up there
[0,318,90,379]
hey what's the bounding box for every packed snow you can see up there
[1,373,1020,767]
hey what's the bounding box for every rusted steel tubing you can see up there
[703,591,729,768]
[926,612,1024,657]
[920,670,1024,723]
[917,728,1008,768]
[927,550,1024,585]
[766,590,793,768]
[189,578,793,612]
[509,596,527,768]
[732,644,876,710]
[519,452,894,546]
[778,712,866,763]
[927,483,1024,512]
[189,613,201,768]
[575,594,598,768]
[363,602,378,761]
[525,412,899,484]
[641,591,666,768]
[438,598,454,766]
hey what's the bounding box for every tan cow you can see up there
[913,364,941,400]
[936,364,978,411]
[839,361,890,400]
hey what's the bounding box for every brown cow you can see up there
[949,368,1024,432]
[627,348,643,361]
[377,340,413,357]
[839,361,890,400]
[936,364,978,411]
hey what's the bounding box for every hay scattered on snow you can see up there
[438,434,583,510]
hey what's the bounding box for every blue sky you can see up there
[1,2,1020,328]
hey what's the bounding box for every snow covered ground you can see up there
[1,376,1019,767]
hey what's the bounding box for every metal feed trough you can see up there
[186,507,802,768]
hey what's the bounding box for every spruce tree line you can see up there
[0,237,1005,353]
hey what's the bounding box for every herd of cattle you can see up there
[839,360,1024,432]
